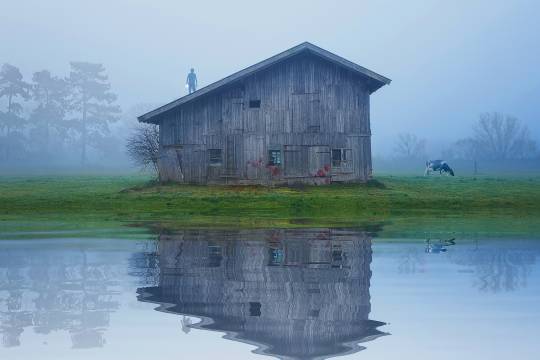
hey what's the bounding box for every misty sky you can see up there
[2,0,539,155]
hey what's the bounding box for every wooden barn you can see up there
[138,42,390,184]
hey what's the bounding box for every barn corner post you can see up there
[138,42,390,186]
[156,117,166,184]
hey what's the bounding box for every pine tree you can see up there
[67,62,120,165]
[30,70,69,156]
[0,63,30,160]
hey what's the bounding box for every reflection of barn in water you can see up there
[138,229,387,360]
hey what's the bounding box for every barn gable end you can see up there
[139,42,390,185]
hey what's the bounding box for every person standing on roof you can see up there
[186,68,197,94]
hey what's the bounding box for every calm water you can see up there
[0,229,539,360]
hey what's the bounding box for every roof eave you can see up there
[138,42,391,123]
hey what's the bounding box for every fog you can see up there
[1,0,539,172]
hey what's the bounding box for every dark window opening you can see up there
[249,99,261,108]
[208,149,223,165]
[207,245,223,267]
[309,309,320,318]
[268,150,281,166]
[332,149,342,167]
[332,249,343,262]
[249,302,261,316]
[269,248,284,266]
[331,149,352,167]
[308,125,320,133]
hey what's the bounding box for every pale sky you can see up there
[1,0,539,155]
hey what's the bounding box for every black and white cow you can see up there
[425,160,455,176]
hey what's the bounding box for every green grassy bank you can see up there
[1,175,540,237]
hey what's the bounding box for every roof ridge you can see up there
[139,42,390,123]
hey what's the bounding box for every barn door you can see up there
[284,145,307,177]
[224,134,242,177]
[245,135,264,180]
[159,147,183,182]
[226,135,236,173]
[191,148,206,183]
[174,147,185,182]
[309,146,331,176]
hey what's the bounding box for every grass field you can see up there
[1,174,540,237]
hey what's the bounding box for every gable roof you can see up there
[139,42,391,123]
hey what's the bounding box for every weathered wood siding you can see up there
[158,53,373,184]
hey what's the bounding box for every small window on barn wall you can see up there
[249,302,262,317]
[268,150,282,166]
[332,149,352,168]
[331,149,341,167]
[208,149,223,165]
[249,99,261,108]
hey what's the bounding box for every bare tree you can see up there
[394,133,426,158]
[126,124,159,175]
[444,138,481,160]
[471,112,536,159]
[113,103,160,149]
[449,245,537,293]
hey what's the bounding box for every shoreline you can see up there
[1,174,540,237]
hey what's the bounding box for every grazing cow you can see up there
[425,160,455,176]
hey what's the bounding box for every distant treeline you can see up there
[391,112,538,163]
[0,62,156,170]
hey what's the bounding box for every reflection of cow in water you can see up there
[425,238,456,254]
[425,160,455,176]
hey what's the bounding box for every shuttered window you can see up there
[208,149,223,165]
[268,150,281,166]
[331,149,352,168]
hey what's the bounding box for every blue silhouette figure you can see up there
[186,68,197,94]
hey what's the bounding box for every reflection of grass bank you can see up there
[1,175,540,237]
[0,220,154,240]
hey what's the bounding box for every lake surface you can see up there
[0,228,539,359]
